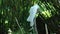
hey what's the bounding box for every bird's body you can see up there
[27,4,40,26]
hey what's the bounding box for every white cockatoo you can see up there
[27,3,49,34]
[27,4,40,27]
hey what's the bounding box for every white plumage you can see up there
[27,4,49,34]
[27,4,40,26]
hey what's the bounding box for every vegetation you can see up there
[0,0,60,34]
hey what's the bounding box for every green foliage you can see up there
[0,0,60,34]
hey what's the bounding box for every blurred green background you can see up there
[0,0,60,34]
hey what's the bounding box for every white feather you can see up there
[27,4,40,26]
